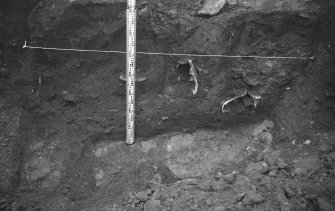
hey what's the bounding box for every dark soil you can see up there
[1,0,335,210]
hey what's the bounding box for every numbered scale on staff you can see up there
[126,0,137,145]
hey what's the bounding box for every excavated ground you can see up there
[1,0,335,210]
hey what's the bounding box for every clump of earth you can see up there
[1,0,335,210]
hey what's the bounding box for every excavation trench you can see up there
[1,0,335,210]
[22,1,324,140]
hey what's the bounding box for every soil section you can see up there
[0,0,335,210]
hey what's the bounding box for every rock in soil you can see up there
[226,0,237,6]
[264,150,280,167]
[242,191,265,206]
[135,191,149,202]
[221,171,238,184]
[259,131,274,146]
[233,175,255,193]
[26,157,52,181]
[245,162,269,177]
[268,169,278,177]
[197,0,227,16]
[283,186,295,198]
[144,199,163,211]
[276,188,289,207]
[62,90,79,103]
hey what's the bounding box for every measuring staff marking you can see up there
[126,0,137,145]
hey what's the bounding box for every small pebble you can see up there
[222,171,238,184]
[167,10,178,15]
[226,0,237,5]
[62,90,78,103]
[135,191,149,202]
[146,189,154,196]
[283,186,295,198]
[268,169,278,177]
[242,191,265,205]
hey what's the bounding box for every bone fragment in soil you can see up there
[188,59,198,95]
[221,90,261,113]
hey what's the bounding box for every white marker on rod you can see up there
[126,0,137,144]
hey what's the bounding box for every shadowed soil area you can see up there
[0,0,335,210]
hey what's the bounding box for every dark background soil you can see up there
[1,0,335,210]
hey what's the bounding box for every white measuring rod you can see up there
[126,0,137,144]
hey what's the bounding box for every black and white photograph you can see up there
[0,0,334,210]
